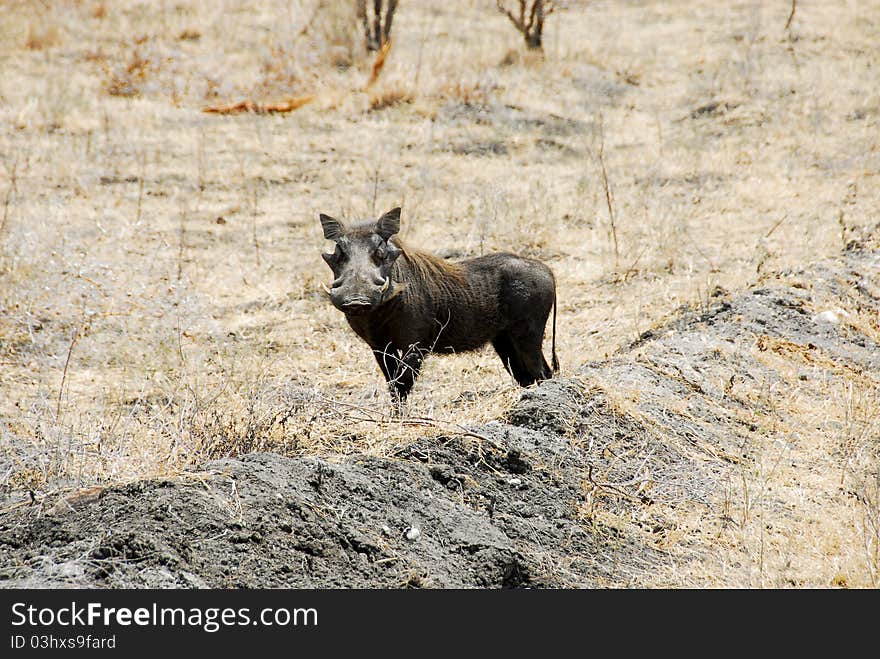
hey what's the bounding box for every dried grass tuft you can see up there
[24,21,60,51]
[367,86,413,112]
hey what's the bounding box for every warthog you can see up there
[319,207,559,404]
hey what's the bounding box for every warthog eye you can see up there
[322,244,347,269]
[372,246,387,264]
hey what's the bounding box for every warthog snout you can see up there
[318,207,559,405]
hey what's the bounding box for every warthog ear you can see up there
[376,207,401,241]
[319,213,346,241]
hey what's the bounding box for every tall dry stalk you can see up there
[598,116,620,267]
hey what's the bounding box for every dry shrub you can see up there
[101,37,159,98]
[498,47,545,68]
[82,48,107,63]
[367,85,413,112]
[435,77,496,106]
[177,28,202,41]
[182,391,306,460]
[496,0,558,51]
[25,20,60,50]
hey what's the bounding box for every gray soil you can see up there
[1,243,878,588]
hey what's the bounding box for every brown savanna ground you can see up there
[0,0,878,587]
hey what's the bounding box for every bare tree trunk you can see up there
[384,0,398,45]
[496,0,555,52]
[372,0,383,50]
[529,0,544,49]
[360,0,399,52]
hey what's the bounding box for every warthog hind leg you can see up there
[495,328,552,387]
[493,332,530,386]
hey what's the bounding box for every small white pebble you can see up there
[405,526,421,541]
[381,524,391,536]
[507,478,522,486]
[813,308,848,324]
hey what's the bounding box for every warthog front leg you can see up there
[392,345,424,402]
[373,344,424,409]
[373,344,399,386]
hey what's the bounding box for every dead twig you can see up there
[622,245,648,282]
[57,323,88,420]
[597,116,620,267]
[403,416,505,450]
[765,215,787,238]
[784,0,796,31]
[586,464,649,502]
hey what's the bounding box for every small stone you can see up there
[404,526,421,541]
[813,308,849,325]
[381,524,391,536]
[507,478,522,486]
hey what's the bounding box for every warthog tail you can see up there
[551,292,559,373]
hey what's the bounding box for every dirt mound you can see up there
[1,244,878,588]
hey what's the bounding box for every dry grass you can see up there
[1,0,879,587]
[367,84,413,112]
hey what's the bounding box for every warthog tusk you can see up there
[380,277,390,293]
[320,282,332,296]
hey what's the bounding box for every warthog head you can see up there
[319,208,403,315]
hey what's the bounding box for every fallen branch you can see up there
[586,464,652,503]
[202,95,315,115]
